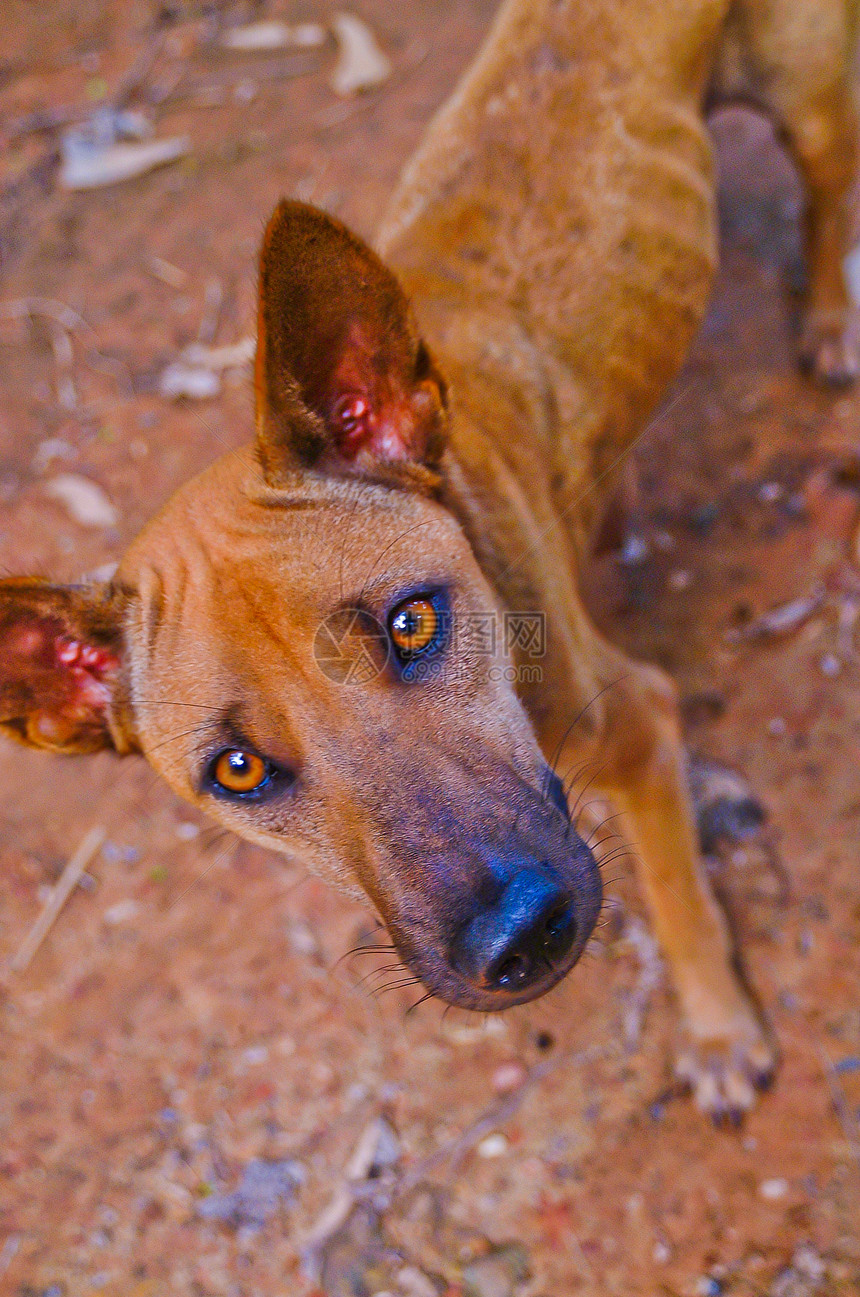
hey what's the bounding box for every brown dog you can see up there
[1,0,857,1121]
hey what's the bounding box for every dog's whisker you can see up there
[358,961,408,986]
[337,943,398,963]
[337,490,363,601]
[560,758,599,802]
[147,722,214,757]
[356,519,434,605]
[134,699,215,710]
[570,763,610,823]
[404,989,437,1016]
[596,845,634,865]
[585,812,625,846]
[590,835,621,854]
[332,943,398,974]
[199,828,234,854]
[372,977,423,999]
[542,678,623,798]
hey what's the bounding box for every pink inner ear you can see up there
[325,324,417,463]
[2,613,119,741]
[53,635,118,713]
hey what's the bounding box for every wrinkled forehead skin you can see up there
[116,447,543,905]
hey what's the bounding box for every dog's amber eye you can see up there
[389,598,439,657]
[212,749,269,794]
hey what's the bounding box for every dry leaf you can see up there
[222,20,326,51]
[61,128,191,190]
[43,474,118,527]
[159,363,221,400]
[330,13,391,96]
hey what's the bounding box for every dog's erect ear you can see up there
[255,199,448,483]
[0,580,133,755]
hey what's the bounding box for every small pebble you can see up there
[233,79,257,104]
[759,481,783,503]
[33,438,76,472]
[159,362,221,401]
[103,898,141,925]
[286,920,318,956]
[669,568,692,591]
[461,1245,530,1297]
[477,1133,509,1159]
[759,1177,789,1200]
[688,501,720,536]
[444,1016,507,1043]
[492,1061,527,1094]
[619,533,649,566]
[652,1241,671,1263]
[241,1045,269,1066]
[767,717,787,737]
[695,1277,722,1296]
[175,821,200,841]
[820,653,841,677]
[395,1266,439,1297]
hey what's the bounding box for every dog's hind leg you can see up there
[730,0,859,383]
[553,630,776,1122]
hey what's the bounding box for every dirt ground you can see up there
[1,3,859,1295]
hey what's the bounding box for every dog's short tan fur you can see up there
[1,0,857,1121]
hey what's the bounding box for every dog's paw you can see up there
[674,1024,776,1126]
[688,755,766,856]
[798,310,860,387]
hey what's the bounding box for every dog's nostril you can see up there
[543,904,569,938]
[491,951,533,990]
[449,871,586,998]
[541,903,576,959]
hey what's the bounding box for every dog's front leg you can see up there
[553,633,776,1122]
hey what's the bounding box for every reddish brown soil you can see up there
[1,4,858,1296]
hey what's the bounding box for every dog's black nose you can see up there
[450,870,578,994]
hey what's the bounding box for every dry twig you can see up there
[11,826,106,972]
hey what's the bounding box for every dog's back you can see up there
[379,0,730,538]
[379,0,858,546]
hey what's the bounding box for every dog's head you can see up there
[0,202,601,1009]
